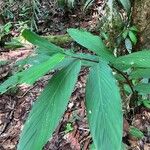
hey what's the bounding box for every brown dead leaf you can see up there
[123,118,130,137]
[63,132,81,150]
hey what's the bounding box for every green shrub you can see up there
[0,28,149,150]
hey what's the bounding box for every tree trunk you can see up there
[132,0,150,49]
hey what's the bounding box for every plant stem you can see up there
[111,66,135,94]
[65,52,135,93]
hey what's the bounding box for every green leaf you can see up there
[74,53,99,66]
[81,59,97,67]
[138,99,150,109]
[142,100,150,109]
[122,143,128,150]
[53,57,75,70]
[16,54,51,66]
[3,22,12,33]
[0,54,65,94]
[119,0,131,13]
[130,68,150,79]
[17,51,96,71]
[17,60,81,150]
[0,74,20,94]
[130,26,138,32]
[114,50,150,68]
[22,29,64,54]
[124,84,132,94]
[134,83,150,94]
[122,30,128,39]
[129,127,144,139]
[113,62,130,71]
[19,53,65,84]
[128,31,137,45]
[67,28,115,62]
[64,123,74,134]
[86,61,123,150]
[65,51,99,66]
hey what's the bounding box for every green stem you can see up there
[64,51,135,93]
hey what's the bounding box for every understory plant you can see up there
[0,28,150,150]
[57,0,130,11]
[57,0,94,9]
[0,0,42,30]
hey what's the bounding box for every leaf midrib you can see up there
[20,61,79,149]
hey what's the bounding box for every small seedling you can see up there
[64,123,74,134]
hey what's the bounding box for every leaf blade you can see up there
[128,31,137,45]
[134,83,150,94]
[86,61,123,150]
[17,60,81,150]
[22,29,64,54]
[67,28,115,62]
[19,53,65,84]
[130,68,150,79]
[0,53,65,94]
[114,50,150,68]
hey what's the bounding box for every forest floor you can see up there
[0,1,150,150]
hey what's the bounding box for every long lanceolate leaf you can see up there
[114,50,150,68]
[22,29,64,54]
[0,53,65,94]
[86,61,123,150]
[17,60,81,150]
[19,53,65,84]
[67,29,115,62]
